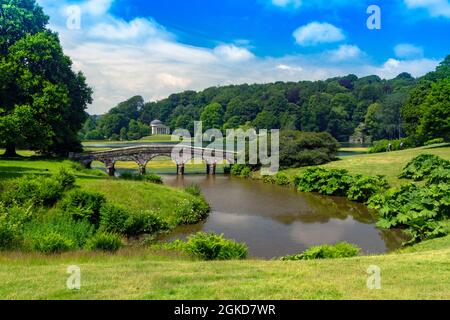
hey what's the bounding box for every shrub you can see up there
[23,214,95,249]
[99,203,169,236]
[240,166,252,178]
[368,138,412,154]
[54,168,76,190]
[125,210,169,235]
[0,170,74,207]
[295,168,353,196]
[183,232,248,260]
[281,242,360,261]
[60,189,106,226]
[66,161,106,177]
[230,164,253,178]
[274,172,291,186]
[120,172,163,184]
[85,232,123,252]
[184,184,202,197]
[427,168,450,185]
[30,232,75,253]
[174,198,210,225]
[143,173,163,184]
[99,203,130,235]
[0,204,32,250]
[369,183,450,244]
[399,154,450,181]
[279,130,339,168]
[347,175,389,203]
[424,138,445,146]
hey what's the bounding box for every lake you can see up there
[159,174,406,259]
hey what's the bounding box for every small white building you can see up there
[150,120,170,135]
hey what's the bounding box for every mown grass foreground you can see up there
[0,236,449,299]
[0,146,450,299]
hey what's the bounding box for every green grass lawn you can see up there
[0,235,449,299]
[1,146,450,299]
[282,144,450,187]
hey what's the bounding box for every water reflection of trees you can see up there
[378,228,410,251]
[271,192,376,225]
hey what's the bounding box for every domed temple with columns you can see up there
[150,120,170,135]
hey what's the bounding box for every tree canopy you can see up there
[0,0,92,155]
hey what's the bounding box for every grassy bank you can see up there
[0,154,202,229]
[281,144,450,187]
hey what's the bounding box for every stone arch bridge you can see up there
[70,145,236,176]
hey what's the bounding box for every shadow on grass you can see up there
[0,166,52,179]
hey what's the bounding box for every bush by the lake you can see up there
[174,198,210,225]
[427,168,450,185]
[295,168,389,203]
[173,232,248,260]
[120,172,163,184]
[29,232,75,254]
[1,174,67,208]
[295,168,353,196]
[0,204,32,250]
[99,203,169,236]
[23,214,95,250]
[368,183,450,244]
[279,130,339,169]
[399,154,450,181]
[281,242,360,261]
[85,232,123,252]
[125,210,169,235]
[368,138,412,154]
[184,184,202,197]
[274,172,291,186]
[230,164,253,178]
[60,189,106,226]
[54,168,76,190]
[424,138,445,146]
[347,175,389,203]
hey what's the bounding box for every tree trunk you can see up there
[3,143,17,157]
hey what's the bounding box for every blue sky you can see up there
[37,0,450,114]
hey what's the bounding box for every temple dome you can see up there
[150,119,163,126]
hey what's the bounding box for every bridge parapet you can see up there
[70,144,235,176]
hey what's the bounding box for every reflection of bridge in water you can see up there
[70,145,236,176]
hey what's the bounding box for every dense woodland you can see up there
[81,56,450,145]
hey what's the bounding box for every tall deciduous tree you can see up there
[0,0,92,155]
[418,79,450,141]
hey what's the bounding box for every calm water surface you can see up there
[160,175,406,258]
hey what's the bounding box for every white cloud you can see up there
[271,0,302,8]
[276,64,303,73]
[81,0,113,16]
[364,58,439,79]
[404,0,450,18]
[327,45,363,61]
[394,43,424,59]
[213,44,255,62]
[89,18,166,41]
[157,73,192,88]
[293,22,345,46]
[36,0,441,114]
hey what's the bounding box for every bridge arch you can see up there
[70,145,235,176]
